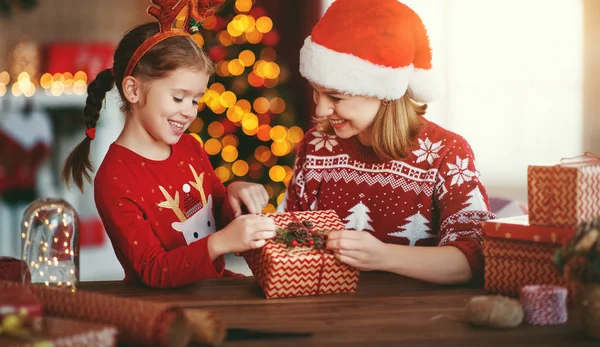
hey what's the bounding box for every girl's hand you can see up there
[227,182,269,217]
[210,214,276,256]
[326,230,388,271]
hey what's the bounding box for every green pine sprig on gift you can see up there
[554,216,600,284]
[275,221,327,250]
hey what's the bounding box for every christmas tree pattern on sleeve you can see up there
[282,119,496,278]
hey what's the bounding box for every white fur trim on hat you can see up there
[300,36,437,102]
[407,67,439,103]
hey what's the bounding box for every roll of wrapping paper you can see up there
[0,280,225,346]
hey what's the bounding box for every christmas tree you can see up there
[344,202,374,232]
[186,0,303,212]
[461,186,486,212]
[388,212,432,246]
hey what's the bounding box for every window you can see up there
[321,0,584,197]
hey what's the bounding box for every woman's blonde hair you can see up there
[313,94,427,161]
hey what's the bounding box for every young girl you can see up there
[280,0,497,285]
[62,2,275,288]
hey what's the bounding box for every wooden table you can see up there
[80,272,597,346]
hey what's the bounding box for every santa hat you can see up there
[182,184,202,219]
[300,0,436,102]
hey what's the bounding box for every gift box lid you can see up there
[482,215,575,244]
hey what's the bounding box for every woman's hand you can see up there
[326,230,388,271]
[227,182,269,217]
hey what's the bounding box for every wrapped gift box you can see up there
[44,42,114,80]
[483,215,575,298]
[528,158,600,229]
[242,210,360,299]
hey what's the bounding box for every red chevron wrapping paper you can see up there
[528,160,600,229]
[482,216,575,299]
[242,210,360,299]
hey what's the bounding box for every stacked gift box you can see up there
[483,155,600,299]
[242,210,360,299]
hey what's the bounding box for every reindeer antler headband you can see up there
[124,0,225,77]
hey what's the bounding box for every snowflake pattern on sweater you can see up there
[280,119,497,279]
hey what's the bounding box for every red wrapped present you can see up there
[0,288,44,335]
[242,210,360,299]
[483,215,575,298]
[44,42,115,80]
[528,154,600,229]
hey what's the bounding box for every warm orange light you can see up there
[262,204,276,213]
[0,71,10,85]
[74,71,87,83]
[247,71,263,87]
[235,0,253,12]
[234,99,250,113]
[269,97,286,114]
[257,125,272,141]
[271,141,290,157]
[253,97,270,114]
[188,118,204,133]
[218,31,234,46]
[204,138,222,155]
[254,146,271,163]
[256,16,273,33]
[202,15,218,30]
[287,126,304,143]
[232,160,249,176]
[215,166,231,182]
[221,134,239,147]
[227,21,244,37]
[209,83,226,93]
[208,121,225,138]
[192,33,205,47]
[221,146,239,162]
[220,91,237,108]
[226,105,244,123]
[269,165,286,182]
[238,50,256,67]
[246,29,263,44]
[241,112,259,131]
[269,125,287,142]
[263,77,278,88]
[228,59,245,76]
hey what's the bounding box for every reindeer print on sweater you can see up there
[157,165,217,244]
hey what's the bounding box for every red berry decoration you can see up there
[290,240,298,247]
[309,239,314,246]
